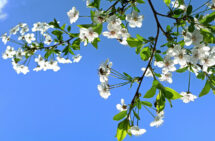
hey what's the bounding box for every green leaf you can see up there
[113,111,127,121]
[143,80,159,98]
[136,0,145,4]
[92,38,100,49]
[52,30,63,36]
[144,86,156,98]
[176,66,188,73]
[164,87,182,100]
[93,24,103,34]
[163,0,171,6]
[67,26,71,32]
[200,28,215,44]
[49,18,60,28]
[133,110,140,120]
[61,24,66,30]
[88,0,101,9]
[155,91,166,112]
[136,34,147,42]
[141,101,152,107]
[62,45,74,55]
[200,11,215,25]
[186,5,192,15]
[116,119,129,141]
[71,38,81,50]
[199,80,211,97]
[197,72,206,80]
[44,49,54,59]
[127,37,143,47]
[140,47,150,61]
[77,24,92,28]
[155,53,163,61]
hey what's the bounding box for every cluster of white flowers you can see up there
[33,54,82,72]
[128,126,146,136]
[1,22,54,47]
[12,60,30,75]
[97,59,112,99]
[67,7,79,24]
[33,55,60,72]
[150,111,164,127]
[180,92,197,103]
[1,20,82,74]
[153,28,215,83]
[2,46,29,74]
[103,15,130,45]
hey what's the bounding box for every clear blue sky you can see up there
[0,0,214,141]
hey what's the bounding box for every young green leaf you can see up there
[144,80,159,98]
[140,47,150,61]
[164,87,182,100]
[176,66,188,73]
[199,80,211,97]
[113,111,127,121]
[116,119,130,141]
[141,101,152,107]
[163,0,171,6]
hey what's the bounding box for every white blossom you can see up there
[116,99,127,112]
[43,33,53,45]
[128,126,146,136]
[73,54,82,63]
[172,45,189,66]
[46,60,60,72]
[2,46,16,59]
[156,56,176,74]
[10,25,19,35]
[106,15,121,27]
[98,59,112,83]
[79,27,98,45]
[126,11,144,28]
[97,82,111,99]
[184,29,203,46]
[67,7,79,24]
[19,23,29,35]
[103,24,121,39]
[180,92,197,103]
[1,33,10,44]
[150,111,164,128]
[93,10,105,24]
[171,0,187,11]
[35,55,46,67]
[159,72,173,83]
[57,56,72,64]
[24,33,36,44]
[15,48,25,60]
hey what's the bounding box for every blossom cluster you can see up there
[1,20,82,74]
[97,59,112,99]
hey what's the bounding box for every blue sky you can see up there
[0,0,215,141]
